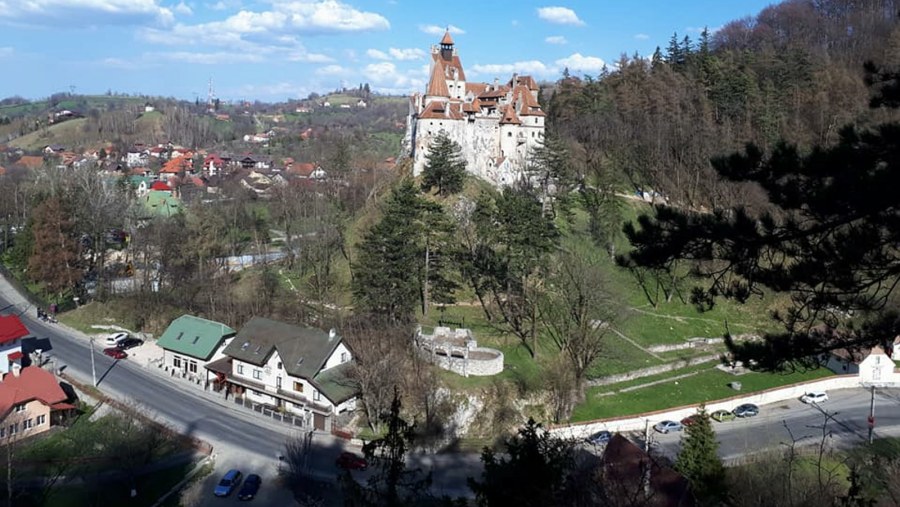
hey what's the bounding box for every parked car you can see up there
[711,410,736,422]
[653,420,684,434]
[117,337,144,350]
[800,391,829,404]
[335,451,368,470]
[733,404,760,418]
[214,469,242,497]
[587,430,612,445]
[237,473,261,501]
[102,347,127,359]
[680,414,702,426]
[104,332,129,346]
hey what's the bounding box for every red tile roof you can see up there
[426,61,450,97]
[7,351,23,361]
[0,367,68,419]
[15,156,44,170]
[601,435,695,507]
[0,315,29,345]
[289,162,317,177]
[499,105,522,125]
[161,156,192,174]
[440,30,454,45]
[150,181,172,191]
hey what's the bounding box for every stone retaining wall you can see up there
[425,348,504,377]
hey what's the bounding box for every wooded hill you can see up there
[547,0,900,211]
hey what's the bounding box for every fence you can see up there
[233,396,308,428]
[0,263,48,311]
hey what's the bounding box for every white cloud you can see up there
[206,0,239,10]
[174,1,192,15]
[366,49,390,60]
[0,0,175,25]
[152,51,264,64]
[469,52,606,80]
[536,6,584,26]
[471,60,553,78]
[545,35,567,45]
[235,82,310,98]
[315,64,348,76]
[419,24,464,36]
[362,61,425,94]
[286,50,332,63]
[555,53,605,74]
[388,47,425,60]
[634,33,649,40]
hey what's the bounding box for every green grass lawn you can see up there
[571,366,833,422]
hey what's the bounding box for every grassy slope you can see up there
[9,118,89,150]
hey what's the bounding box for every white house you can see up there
[211,317,355,431]
[0,315,29,375]
[156,315,236,384]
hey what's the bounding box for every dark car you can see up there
[237,474,260,501]
[336,451,368,470]
[117,337,144,350]
[102,347,127,359]
[680,414,702,426]
[587,430,612,445]
[214,469,242,497]
[733,403,760,418]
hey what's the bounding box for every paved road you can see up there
[649,387,900,461]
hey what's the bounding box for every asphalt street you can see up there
[650,387,900,462]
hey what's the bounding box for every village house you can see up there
[156,315,236,384]
[0,315,29,375]
[406,30,545,187]
[206,317,356,431]
[0,366,75,442]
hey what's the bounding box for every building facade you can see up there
[405,31,545,186]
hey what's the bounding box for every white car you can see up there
[104,332,129,346]
[800,391,829,404]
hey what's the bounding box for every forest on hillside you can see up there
[547,0,900,210]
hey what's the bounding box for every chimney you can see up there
[11,364,21,377]
[328,328,337,341]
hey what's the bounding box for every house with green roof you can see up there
[142,190,183,218]
[156,315,236,382]
[209,317,355,431]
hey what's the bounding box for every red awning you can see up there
[7,351,23,361]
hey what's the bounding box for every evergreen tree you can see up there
[651,46,664,70]
[353,180,458,321]
[421,131,466,196]
[675,408,726,503]
[468,419,574,507]
[666,32,682,64]
[352,181,426,322]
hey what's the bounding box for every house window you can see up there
[313,390,321,401]
[277,362,282,370]
[0,427,4,438]
[237,364,244,375]
[253,369,262,380]
[188,361,198,374]
[276,376,282,389]
[173,356,182,369]
[9,423,17,435]
[507,132,512,137]
[294,381,304,393]
[14,404,25,413]
[23,419,32,430]
[36,415,46,426]
[340,352,348,363]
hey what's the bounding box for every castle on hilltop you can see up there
[404,31,545,187]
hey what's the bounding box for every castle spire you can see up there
[440,29,454,46]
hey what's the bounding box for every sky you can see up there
[0,0,777,102]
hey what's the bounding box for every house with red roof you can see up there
[0,366,75,441]
[0,315,30,374]
[407,30,545,187]
[150,180,172,192]
[160,156,193,181]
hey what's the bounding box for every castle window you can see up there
[507,132,512,137]
[534,118,538,124]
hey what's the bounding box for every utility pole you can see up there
[90,338,97,387]
[644,419,651,452]
[868,384,876,444]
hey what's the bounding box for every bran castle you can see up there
[404,31,545,187]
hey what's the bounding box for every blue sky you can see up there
[0,0,775,102]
